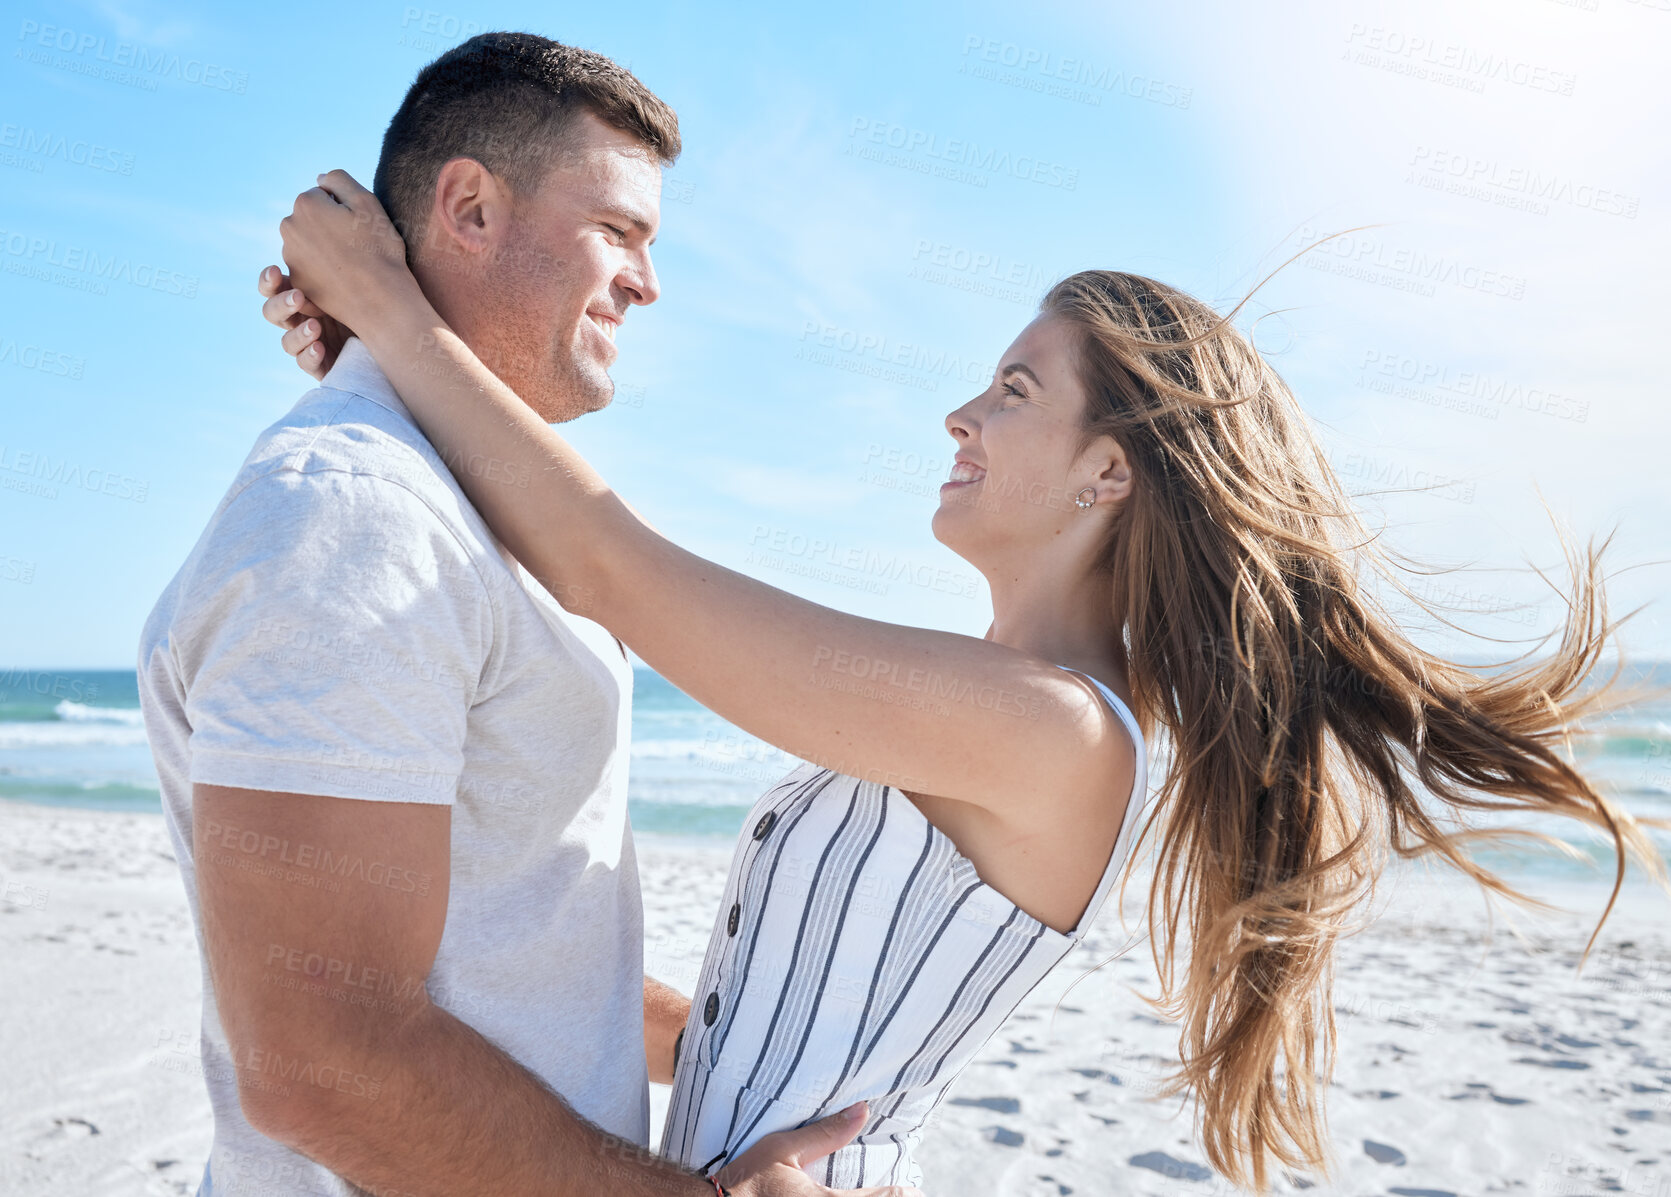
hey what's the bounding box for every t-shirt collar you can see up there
[318,336,412,422]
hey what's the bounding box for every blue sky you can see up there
[2,0,1667,668]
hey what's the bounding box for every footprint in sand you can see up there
[145,1157,201,1196]
[1128,1151,1212,1181]
[983,1125,1025,1147]
[1554,1032,1601,1049]
[21,1116,100,1160]
[1500,1024,1588,1054]
[1069,1068,1118,1084]
[1446,1081,1530,1106]
[950,1096,1021,1115]
[1363,1140,1407,1166]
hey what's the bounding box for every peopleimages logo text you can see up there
[0,229,198,298]
[0,124,135,174]
[15,20,249,93]
[0,444,148,501]
[848,118,1079,190]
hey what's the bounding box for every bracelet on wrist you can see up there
[698,1150,730,1195]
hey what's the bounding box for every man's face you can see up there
[425,110,663,423]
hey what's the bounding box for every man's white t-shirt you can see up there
[137,338,648,1196]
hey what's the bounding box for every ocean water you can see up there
[0,666,797,837]
[2,663,1668,884]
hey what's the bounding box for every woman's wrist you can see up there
[350,267,434,355]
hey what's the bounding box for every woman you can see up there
[258,172,1669,1194]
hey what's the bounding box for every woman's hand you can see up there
[276,169,423,346]
[256,265,349,380]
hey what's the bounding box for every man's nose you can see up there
[622,249,660,306]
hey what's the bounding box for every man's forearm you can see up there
[271,999,711,1196]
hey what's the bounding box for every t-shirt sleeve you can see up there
[174,466,494,804]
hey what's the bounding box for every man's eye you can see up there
[604,224,628,241]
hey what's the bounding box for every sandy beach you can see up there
[2,799,1667,1197]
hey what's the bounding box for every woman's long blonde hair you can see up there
[1041,259,1671,1192]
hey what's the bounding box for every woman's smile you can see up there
[941,457,987,492]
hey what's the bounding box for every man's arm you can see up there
[644,976,690,1086]
[196,782,717,1195]
[198,784,913,1197]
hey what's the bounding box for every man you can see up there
[139,31,912,1197]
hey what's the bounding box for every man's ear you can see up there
[426,158,511,260]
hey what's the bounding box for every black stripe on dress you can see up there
[817,806,935,1184]
[851,877,984,1077]
[727,781,890,1158]
[888,920,1050,1127]
[881,906,1024,1103]
[715,777,864,1162]
[673,765,832,1162]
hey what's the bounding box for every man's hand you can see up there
[257,264,348,380]
[719,1101,925,1197]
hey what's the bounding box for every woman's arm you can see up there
[644,976,689,1085]
[279,172,1126,815]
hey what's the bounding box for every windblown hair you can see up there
[1040,258,1671,1192]
[374,31,681,248]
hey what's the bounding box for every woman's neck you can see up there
[981,562,1126,683]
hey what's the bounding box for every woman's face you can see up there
[932,313,1109,566]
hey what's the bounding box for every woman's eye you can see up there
[1001,383,1025,402]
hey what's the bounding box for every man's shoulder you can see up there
[138,389,510,677]
[245,387,443,490]
[225,388,486,545]
[144,387,514,631]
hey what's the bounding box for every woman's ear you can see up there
[1095,437,1134,506]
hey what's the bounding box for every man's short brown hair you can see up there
[374,31,681,245]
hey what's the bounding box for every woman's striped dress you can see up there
[659,666,1148,1188]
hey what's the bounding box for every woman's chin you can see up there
[929,501,973,554]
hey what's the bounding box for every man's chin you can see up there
[537,363,612,423]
